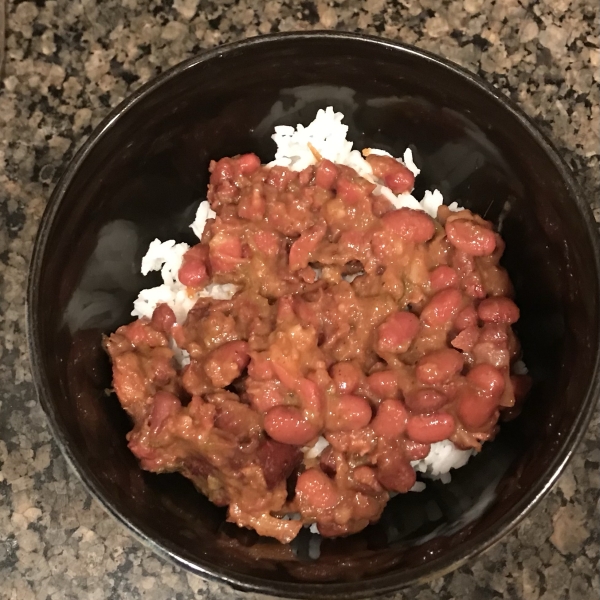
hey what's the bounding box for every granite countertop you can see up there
[1,0,599,598]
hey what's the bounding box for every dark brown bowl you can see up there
[27,32,600,598]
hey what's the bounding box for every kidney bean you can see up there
[416,349,464,384]
[203,340,250,388]
[236,153,261,175]
[315,159,340,189]
[405,388,448,414]
[381,208,435,244]
[327,395,372,432]
[376,452,416,493]
[478,297,520,324]
[384,166,416,195]
[406,413,456,443]
[296,468,340,510]
[429,266,458,292]
[454,305,478,330]
[404,440,431,461]
[467,364,505,398]
[377,311,420,353]
[178,244,210,288]
[264,406,319,446]
[367,370,398,399]
[257,439,302,488]
[445,218,496,256]
[149,391,181,432]
[151,303,176,333]
[330,362,362,394]
[209,157,234,185]
[371,399,408,438]
[456,387,498,431]
[289,222,327,271]
[420,288,463,327]
[366,154,416,195]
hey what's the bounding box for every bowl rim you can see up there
[27,30,600,599]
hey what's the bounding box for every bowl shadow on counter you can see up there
[29,34,599,596]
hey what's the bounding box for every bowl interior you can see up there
[29,34,599,597]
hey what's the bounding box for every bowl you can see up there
[27,31,600,598]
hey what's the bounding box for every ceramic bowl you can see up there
[27,32,600,598]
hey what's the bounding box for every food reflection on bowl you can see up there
[28,32,600,598]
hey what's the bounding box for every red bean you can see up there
[421,288,463,327]
[149,391,181,431]
[445,219,496,256]
[236,153,261,175]
[404,440,431,461]
[327,395,372,432]
[455,305,478,330]
[365,154,416,195]
[151,303,176,333]
[405,388,448,414]
[430,265,458,292]
[467,364,505,398]
[384,166,416,195]
[264,406,319,446]
[416,349,464,384]
[457,387,498,431]
[257,440,302,489]
[377,311,420,353]
[203,340,250,388]
[406,413,456,443]
[330,362,362,394]
[381,208,435,244]
[296,469,340,510]
[376,452,416,493]
[371,399,408,438]
[178,244,210,288]
[289,223,327,270]
[478,297,520,324]
[367,370,398,399]
[315,159,339,189]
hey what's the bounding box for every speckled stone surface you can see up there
[1,0,599,598]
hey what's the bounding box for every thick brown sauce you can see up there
[104,152,530,543]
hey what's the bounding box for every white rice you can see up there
[411,439,475,483]
[129,107,475,486]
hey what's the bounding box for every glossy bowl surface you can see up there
[28,32,600,598]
